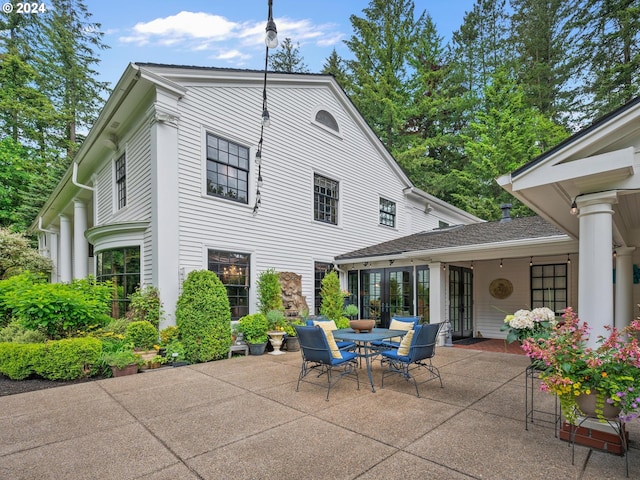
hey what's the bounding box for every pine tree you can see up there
[269,37,309,73]
[343,0,422,152]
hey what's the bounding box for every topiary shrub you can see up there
[127,285,163,328]
[320,271,344,322]
[175,270,231,363]
[124,320,158,350]
[238,313,269,344]
[0,342,45,379]
[257,268,284,315]
[34,337,102,380]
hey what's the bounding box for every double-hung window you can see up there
[530,263,567,314]
[379,198,396,227]
[115,153,126,209]
[206,133,249,203]
[314,174,339,224]
[208,249,250,320]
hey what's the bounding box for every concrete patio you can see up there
[0,346,637,479]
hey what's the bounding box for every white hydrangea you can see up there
[509,309,535,329]
[531,307,556,324]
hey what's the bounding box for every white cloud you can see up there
[215,49,252,61]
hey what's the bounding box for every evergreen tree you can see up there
[34,0,110,158]
[321,48,348,89]
[457,67,568,220]
[343,0,422,152]
[509,0,573,124]
[567,0,640,122]
[269,37,309,73]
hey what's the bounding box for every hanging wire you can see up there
[252,1,276,216]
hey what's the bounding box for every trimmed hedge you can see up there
[0,337,102,380]
[175,270,231,363]
[124,320,158,350]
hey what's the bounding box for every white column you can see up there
[58,214,72,283]
[49,232,59,283]
[150,110,180,329]
[73,199,88,279]
[428,262,448,345]
[614,246,635,329]
[577,192,617,348]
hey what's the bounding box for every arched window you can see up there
[315,110,339,132]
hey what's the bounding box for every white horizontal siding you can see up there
[474,255,579,339]
[171,82,424,311]
[95,162,112,225]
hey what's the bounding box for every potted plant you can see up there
[343,304,359,320]
[523,307,640,423]
[237,313,269,355]
[282,319,304,352]
[101,347,139,377]
[500,307,557,344]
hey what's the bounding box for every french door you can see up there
[449,266,473,339]
[361,267,413,328]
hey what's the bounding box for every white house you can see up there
[31,63,480,329]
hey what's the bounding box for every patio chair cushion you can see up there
[397,329,415,356]
[389,318,414,342]
[314,321,342,359]
[313,319,337,330]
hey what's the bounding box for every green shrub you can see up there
[34,337,102,380]
[238,313,269,344]
[257,268,284,315]
[99,346,138,369]
[160,325,178,345]
[127,285,163,327]
[4,279,111,339]
[102,317,132,336]
[320,271,344,322]
[0,337,102,380]
[124,320,158,350]
[175,270,231,363]
[0,321,47,343]
[266,309,286,331]
[0,342,45,379]
[164,339,185,362]
[0,271,46,328]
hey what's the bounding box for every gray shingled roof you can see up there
[335,216,567,260]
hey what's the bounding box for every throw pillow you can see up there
[389,319,414,342]
[314,321,342,359]
[397,329,414,356]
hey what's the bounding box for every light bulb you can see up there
[265,19,278,48]
[262,109,270,127]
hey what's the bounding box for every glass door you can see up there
[360,267,413,327]
[449,266,473,339]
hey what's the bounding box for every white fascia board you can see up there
[403,186,486,223]
[511,147,635,192]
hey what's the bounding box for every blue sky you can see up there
[86,0,477,89]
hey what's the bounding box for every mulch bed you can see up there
[0,374,104,397]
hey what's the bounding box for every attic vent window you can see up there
[315,110,339,132]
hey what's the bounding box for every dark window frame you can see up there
[314,173,339,225]
[206,133,250,204]
[416,266,430,323]
[208,249,250,321]
[115,153,126,209]
[530,263,567,315]
[96,246,141,318]
[379,197,396,227]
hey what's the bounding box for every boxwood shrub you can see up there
[175,270,231,363]
[124,320,158,350]
[0,337,102,380]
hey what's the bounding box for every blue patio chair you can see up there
[370,316,421,352]
[379,323,443,397]
[294,325,360,400]
[305,317,356,351]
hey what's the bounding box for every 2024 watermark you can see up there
[2,2,47,14]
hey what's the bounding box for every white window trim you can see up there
[112,149,128,214]
[311,169,342,228]
[310,106,343,140]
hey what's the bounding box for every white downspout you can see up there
[72,162,94,191]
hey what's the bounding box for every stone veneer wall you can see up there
[279,272,309,318]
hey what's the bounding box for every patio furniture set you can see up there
[294,316,443,400]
